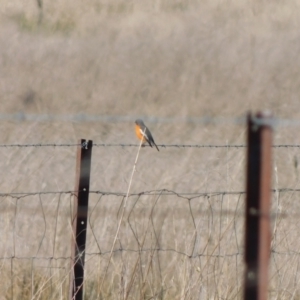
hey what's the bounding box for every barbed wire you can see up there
[0,143,80,148]
[3,113,300,127]
[0,113,248,124]
[1,142,300,148]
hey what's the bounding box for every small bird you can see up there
[135,119,159,151]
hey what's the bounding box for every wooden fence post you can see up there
[69,139,93,300]
[244,112,272,300]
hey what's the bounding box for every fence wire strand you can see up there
[1,142,300,148]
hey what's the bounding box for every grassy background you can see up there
[1,0,300,299]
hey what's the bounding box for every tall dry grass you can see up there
[1,0,300,299]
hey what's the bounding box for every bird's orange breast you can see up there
[135,124,145,141]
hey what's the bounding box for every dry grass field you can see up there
[1,0,300,299]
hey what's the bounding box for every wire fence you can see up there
[3,113,300,127]
[1,188,300,299]
[1,135,300,299]
[1,142,300,148]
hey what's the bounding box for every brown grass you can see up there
[1,0,300,299]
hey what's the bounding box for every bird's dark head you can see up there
[135,119,145,126]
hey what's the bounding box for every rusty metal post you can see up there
[69,139,93,300]
[244,112,272,300]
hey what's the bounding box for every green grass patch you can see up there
[11,12,76,34]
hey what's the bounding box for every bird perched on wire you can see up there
[135,119,159,151]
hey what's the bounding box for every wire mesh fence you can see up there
[1,132,300,299]
[1,188,300,299]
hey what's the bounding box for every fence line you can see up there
[1,142,300,148]
[1,194,298,295]
[0,251,243,261]
[1,187,300,197]
[3,248,296,262]
[2,113,300,299]
[0,113,249,124]
[1,189,300,221]
[3,112,300,127]
[2,249,299,258]
[0,189,245,197]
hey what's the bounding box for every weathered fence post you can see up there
[69,139,93,300]
[244,112,273,300]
